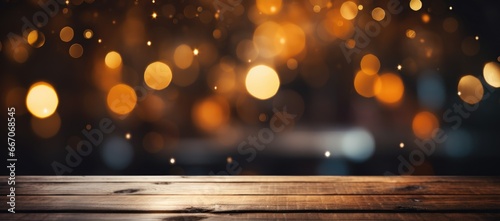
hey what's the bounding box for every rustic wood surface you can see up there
[1,176,499,220]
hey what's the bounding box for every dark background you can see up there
[1,0,500,175]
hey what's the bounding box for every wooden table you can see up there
[1,176,499,220]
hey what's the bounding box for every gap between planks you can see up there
[10,195,500,212]
[9,176,500,183]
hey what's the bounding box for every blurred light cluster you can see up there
[354,54,404,105]
[2,0,499,173]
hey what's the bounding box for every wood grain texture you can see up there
[12,195,500,212]
[0,176,498,220]
[11,175,500,183]
[5,181,500,195]
[2,213,500,221]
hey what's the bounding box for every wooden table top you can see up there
[1,176,500,220]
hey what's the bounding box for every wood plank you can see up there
[5,181,500,195]
[2,213,500,221]
[9,176,500,183]
[10,195,500,212]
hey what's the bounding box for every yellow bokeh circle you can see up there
[144,61,173,90]
[107,84,137,115]
[245,65,280,100]
[26,82,59,118]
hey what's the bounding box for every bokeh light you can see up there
[192,96,230,132]
[412,111,439,140]
[313,5,321,13]
[345,39,356,49]
[253,21,285,58]
[3,0,499,176]
[26,82,59,119]
[483,62,500,88]
[354,70,381,98]
[406,29,416,39]
[259,113,267,122]
[371,7,385,21]
[360,54,380,75]
[457,75,484,104]
[213,29,221,39]
[174,44,194,69]
[341,129,375,162]
[256,0,282,15]
[375,73,404,105]
[144,61,173,90]
[69,43,83,58]
[93,59,121,92]
[279,22,306,58]
[417,71,445,110]
[287,58,298,70]
[60,26,74,42]
[101,137,134,170]
[410,0,422,11]
[106,84,137,115]
[245,65,280,100]
[105,51,122,69]
[27,30,45,48]
[83,29,93,39]
[12,45,29,63]
[323,9,354,40]
[421,13,430,23]
[340,1,358,20]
